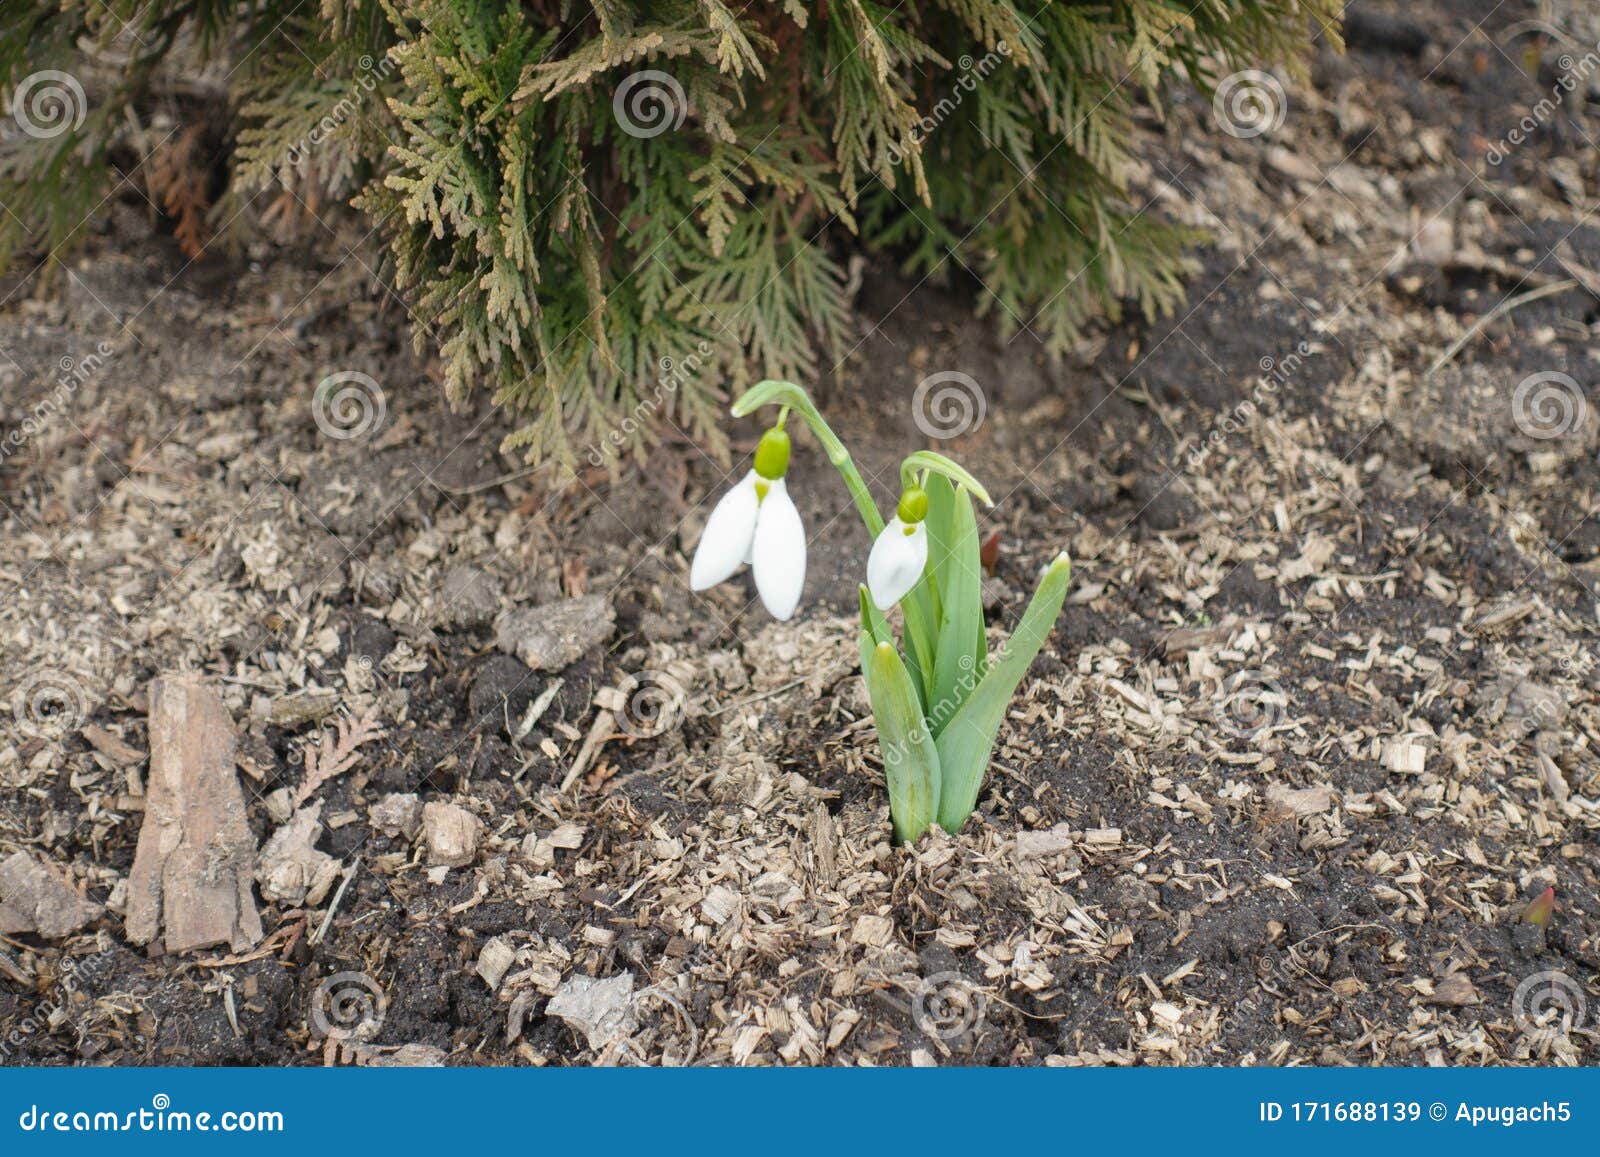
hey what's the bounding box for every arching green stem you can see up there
[733,381,884,537]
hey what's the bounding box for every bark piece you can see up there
[422,801,481,868]
[0,852,102,939]
[126,677,264,954]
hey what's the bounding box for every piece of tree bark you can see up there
[126,678,263,954]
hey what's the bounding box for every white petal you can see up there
[867,518,928,611]
[751,480,806,620]
[690,471,759,591]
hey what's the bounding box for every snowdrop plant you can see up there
[698,381,1072,843]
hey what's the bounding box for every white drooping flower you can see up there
[689,428,806,620]
[866,486,930,611]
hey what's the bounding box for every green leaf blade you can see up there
[865,641,942,844]
[929,485,984,736]
[935,551,1072,833]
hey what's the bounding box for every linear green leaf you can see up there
[929,484,983,736]
[935,551,1071,832]
[865,641,942,844]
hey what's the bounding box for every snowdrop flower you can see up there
[866,486,929,611]
[690,426,806,620]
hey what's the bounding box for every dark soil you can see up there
[2,0,1597,1067]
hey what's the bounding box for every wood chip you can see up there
[422,801,481,868]
[1016,826,1075,859]
[546,972,636,1049]
[850,914,895,947]
[1265,783,1338,817]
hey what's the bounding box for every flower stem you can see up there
[732,381,885,537]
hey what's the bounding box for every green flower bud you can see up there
[753,425,791,480]
[896,485,928,524]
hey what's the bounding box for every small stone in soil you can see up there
[495,594,615,672]
[437,566,503,630]
[0,852,102,939]
[369,792,424,840]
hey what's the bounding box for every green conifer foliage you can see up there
[1,1,1340,469]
